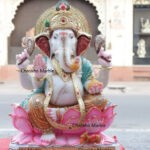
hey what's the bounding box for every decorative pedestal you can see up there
[9,143,120,150]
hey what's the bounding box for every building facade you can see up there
[0,0,149,81]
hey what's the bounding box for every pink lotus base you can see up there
[11,132,117,147]
[10,104,121,147]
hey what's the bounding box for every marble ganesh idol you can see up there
[10,0,116,148]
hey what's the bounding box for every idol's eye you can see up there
[53,34,58,39]
[71,54,75,59]
[69,33,74,39]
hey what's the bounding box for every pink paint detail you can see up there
[55,134,67,146]
[84,107,104,134]
[11,133,31,144]
[10,105,33,134]
[60,3,67,10]
[77,35,91,56]
[100,133,116,145]
[33,134,43,145]
[13,116,33,134]
[66,134,80,146]
[12,104,28,119]
[10,105,43,145]
[89,84,103,94]
[120,144,125,150]
[75,57,80,63]
[35,36,50,57]
[61,108,85,134]
[33,127,42,134]
[61,106,115,134]
[97,48,112,67]
[10,105,116,146]
[33,54,47,79]
[113,136,118,143]
[60,31,68,36]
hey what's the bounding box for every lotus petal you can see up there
[33,135,42,145]
[100,133,115,145]
[62,108,85,134]
[11,132,33,144]
[104,105,115,119]
[19,133,33,144]
[85,106,115,133]
[55,134,67,146]
[12,104,28,119]
[13,116,33,133]
[66,135,80,146]
[11,132,23,143]
[33,127,42,134]
[85,107,103,133]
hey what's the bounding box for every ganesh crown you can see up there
[35,0,91,36]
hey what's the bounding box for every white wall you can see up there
[0,0,8,65]
[106,0,133,66]
[0,0,25,66]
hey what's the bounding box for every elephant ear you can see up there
[76,33,92,56]
[35,34,50,57]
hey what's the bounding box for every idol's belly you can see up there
[45,75,84,106]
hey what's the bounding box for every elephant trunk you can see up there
[60,32,80,72]
[63,49,80,72]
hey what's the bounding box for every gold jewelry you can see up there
[71,73,86,122]
[35,3,91,36]
[101,66,112,70]
[52,58,71,82]
[56,109,62,121]
[28,93,52,132]
[94,65,112,70]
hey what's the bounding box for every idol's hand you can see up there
[33,54,47,79]
[16,49,30,69]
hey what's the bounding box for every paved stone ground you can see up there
[106,129,150,150]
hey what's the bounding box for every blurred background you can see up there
[0,0,150,149]
[0,0,150,81]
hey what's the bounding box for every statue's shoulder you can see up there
[81,57,93,85]
[81,57,92,70]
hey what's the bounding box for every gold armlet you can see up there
[101,66,112,70]
[56,109,62,121]
[94,65,112,70]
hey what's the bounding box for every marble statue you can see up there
[140,18,150,33]
[137,39,146,58]
[9,0,122,149]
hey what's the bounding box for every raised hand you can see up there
[85,79,103,95]
[87,80,103,94]
[98,48,112,67]
[94,34,112,67]
[16,49,30,69]
[33,54,47,79]
[16,37,35,69]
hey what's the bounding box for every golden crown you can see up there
[35,0,91,36]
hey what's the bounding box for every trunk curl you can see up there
[63,49,80,72]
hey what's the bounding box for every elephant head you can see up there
[35,29,91,72]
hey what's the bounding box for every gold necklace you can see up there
[52,58,71,82]
[71,73,86,122]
